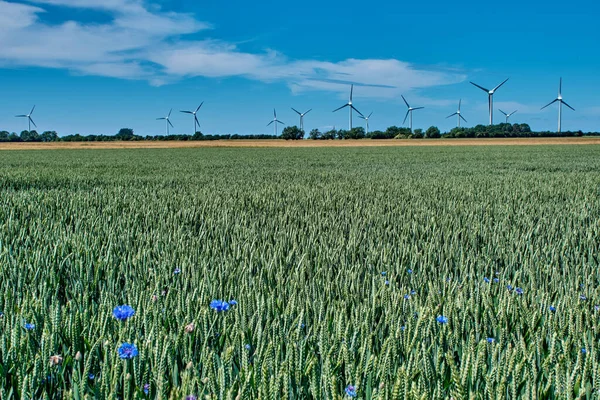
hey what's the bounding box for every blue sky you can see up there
[0,0,599,136]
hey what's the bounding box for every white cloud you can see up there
[0,0,467,98]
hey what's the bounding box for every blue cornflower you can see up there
[113,305,135,321]
[595,305,600,312]
[582,348,587,354]
[493,278,499,283]
[487,338,495,343]
[88,373,95,380]
[400,326,406,331]
[245,344,251,350]
[381,271,387,276]
[404,294,411,300]
[436,315,448,324]
[228,300,238,306]
[580,294,587,301]
[301,323,306,328]
[446,277,451,282]
[210,300,230,312]
[118,343,138,359]
[174,268,181,275]
[185,396,198,400]
[515,287,523,295]
[0,311,4,318]
[143,383,150,395]
[384,280,389,285]
[484,277,490,283]
[507,285,514,291]
[345,385,357,398]
[580,283,585,289]
[549,306,556,312]
[410,290,416,295]
[407,269,413,274]
[24,322,35,330]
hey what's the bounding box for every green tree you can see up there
[20,130,40,142]
[281,126,304,140]
[425,126,441,138]
[116,128,135,141]
[40,131,59,142]
[308,129,321,140]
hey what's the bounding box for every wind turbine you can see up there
[446,99,467,128]
[358,112,373,134]
[541,78,575,133]
[291,108,311,131]
[401,95,424,133]
[157,109,174,135]
[15,105,37,131]
[267,109,285,135]
[470,78,509,125]
[498,109,518,124]
[180,102,203,135]
[333,84,363,130]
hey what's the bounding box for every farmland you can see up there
[1,145,600,399]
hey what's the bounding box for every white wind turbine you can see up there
[180,102,203,135]
[470,78,509,125]
[541,78,575,133]
[157,109,174,135]
[15,105,37,131]
[333,84,363,130]
[291,108,311,131]
[498,109,518,124]
[401,95,424,133]
[358,112,373,134]
[446,99,467,128]
[267,109,285,135]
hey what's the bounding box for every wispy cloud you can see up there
[0,0,467,98]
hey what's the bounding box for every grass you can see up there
[0,145,599,399]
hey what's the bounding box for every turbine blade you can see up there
[273,108,277,118]
[267,121,274,126]
[562,100,575,111]
[195,116,200,126]
[403,110,410,125]
[350,84,353,102]
[276,120,285,124]
[492,78,509,92]
[358,115,366,120]
[460,115,468,123]
[351,105,364,116]
[368,112,373,118]
[401,95,410,108]
[499,109,508,116]
[157,117,166,120]
[168,120,174,128]
[541,99,558,110]
[304,109,312,115]
[459,99,462,109]
[559,78,562,96]
[470,82,490,93]
[29,117,37,128]
[30,105,36,115]
[414,107,424,110]
[181,110,193,114]
[15,115,27,117]
[446,112,458,119]
[196,102,204,112]
[291,107,301,115]
[333,104,348,112]
[168,109,172,118]
[511,110,518,116]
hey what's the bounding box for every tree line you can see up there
[0,124,596,142]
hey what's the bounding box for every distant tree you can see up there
[40,131,59,142]
[425,126,441,138]
[411,129,424,139]
[322,129,336,140]
[309,128,321,140]
[281,126,304,140]
[346,127,366,139]
[20,130,40,142]
[0,131,9,142]
[116,128,135,141]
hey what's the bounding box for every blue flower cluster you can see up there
[210,299,237,312]
[113,305,135,321]
[436,315,448,324]
[345,385,357,397]
[118,343,139,359]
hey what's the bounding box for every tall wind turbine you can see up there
[267,109,285,135]
[157,109,174,135]
[446,99,467,128]
[470,78,509,125]
[333,84,363,130]
[291,108,311,131]
[180,102,203,135]
[401,95,424,133]
[541,78,575,133]
[498,109,518,124]
[15,105,37,131]
[358,112,373,134]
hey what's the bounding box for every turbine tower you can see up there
[333,84,363,130]
[401,95,424,133]
[15,105,37,131]
[470,78,509,125]
[541,78,575,133]
[180,102,203,135]
[446,100,467,128]
[291,108,311,131]
[157,109,174,135]
[358,112,373,134]
[267,109,285,135]
[498,109,518,124]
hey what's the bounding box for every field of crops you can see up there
[1,145,600,399]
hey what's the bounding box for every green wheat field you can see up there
[1,145,600,399]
